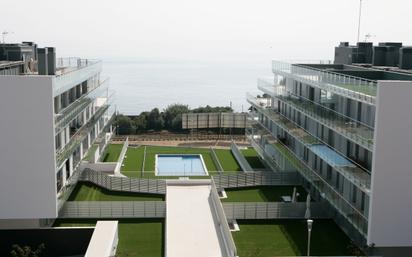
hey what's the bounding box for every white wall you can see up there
[0,76,57,219]
[368,81,412,247]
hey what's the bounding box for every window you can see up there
[326,165,332,180]
[352,186,358,203]
[56,169,63,193]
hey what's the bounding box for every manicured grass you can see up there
[143,146,217,173]
[240,148,265,169]
[54,219,164,257]
[84,144,98,161]
[338,84,377,96]
[119,146,242,178]
[101,144,123,162]
[121,146,145,171]
[233,219,359,257]
[68,182,164,201]
[222,186,307,202]
[215,149,242,171]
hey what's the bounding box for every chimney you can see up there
[399,47,412,69]
[37,48,48,75]
[46,47,56,75]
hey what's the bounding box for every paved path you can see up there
[166,183,224,257]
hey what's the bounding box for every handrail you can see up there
[247,94,372,191]
[272,60,377,105]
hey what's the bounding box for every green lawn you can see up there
[144,146,217,172]
[338,84,377,96]
[215,149,242,171]
[119,146,242,178]
[121,146,145,171]
[233,219,359,257]
[84,144,98,161]
[53,219,164,257]
[68,182,164,201]
[240,148,265,169]
[222,186,307,202]
[101,144,124,162]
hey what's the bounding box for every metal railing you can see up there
[55,79,109,133]
[246,128,368,237]
[59,201,166,218]
[54,58,102,97]
[272,60,377,105]
[80,169,166,194]
[258,79,374,151]
[210,178,237,257]
[212,171,301,189]
[247,94,371,191]
[223,202,330,220]
[210,147,224,173]
[230,141,253,172]
[56,104,110,167]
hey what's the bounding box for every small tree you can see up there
[10,243,45,257]
[115,115,135,135]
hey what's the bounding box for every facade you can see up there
[247,42,412,256]
[0,42,115,227]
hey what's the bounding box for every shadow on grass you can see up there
[68,182,165,201]
[243,156,265,169]
[236,219,356,256]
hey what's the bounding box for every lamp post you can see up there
[307,219,314,257]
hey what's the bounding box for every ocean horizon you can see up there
[102,58,272,115]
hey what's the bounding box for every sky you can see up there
[1,0,412,62]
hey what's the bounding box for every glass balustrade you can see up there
[257,79,374,151]
[272,60,377,105]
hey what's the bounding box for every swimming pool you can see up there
[155,154,208,176]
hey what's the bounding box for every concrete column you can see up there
[80,142,84,160]
[59,130,65,149]
[65,127,70,143]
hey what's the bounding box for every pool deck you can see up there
[166,182,224,257]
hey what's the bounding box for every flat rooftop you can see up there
[296,63,412,82]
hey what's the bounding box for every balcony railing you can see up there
[246,127,368,237]
[55,79,109,133]
[53,58,102,97]
[247,93,371,193]
[272,60,377,105]
[56,103,110,167]
[258,79,374,151]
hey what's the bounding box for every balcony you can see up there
[56,102,111,167]
[53,58,102,97]
[55,79,109,133]
[272,60,377,105]
[258,79,374,151]
[246,125,368,238]
[247,93,371,193]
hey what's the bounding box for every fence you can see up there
[59,201,166,218]
[222,202,330,220]
[210,147,224,173]
[80,169,166,194]
[210,179,237,257]
[230,141,253,172]
[112,134,246,142]
[212,171,301,189]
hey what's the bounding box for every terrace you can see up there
[100,144,243,178]
[53,219,164,257]
[232,219,360,257]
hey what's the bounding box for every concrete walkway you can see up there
[166,182,224,257]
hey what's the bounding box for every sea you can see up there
[101,58,272,115]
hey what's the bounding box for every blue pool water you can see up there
[156,154,207,176]
[308,145,356,167]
